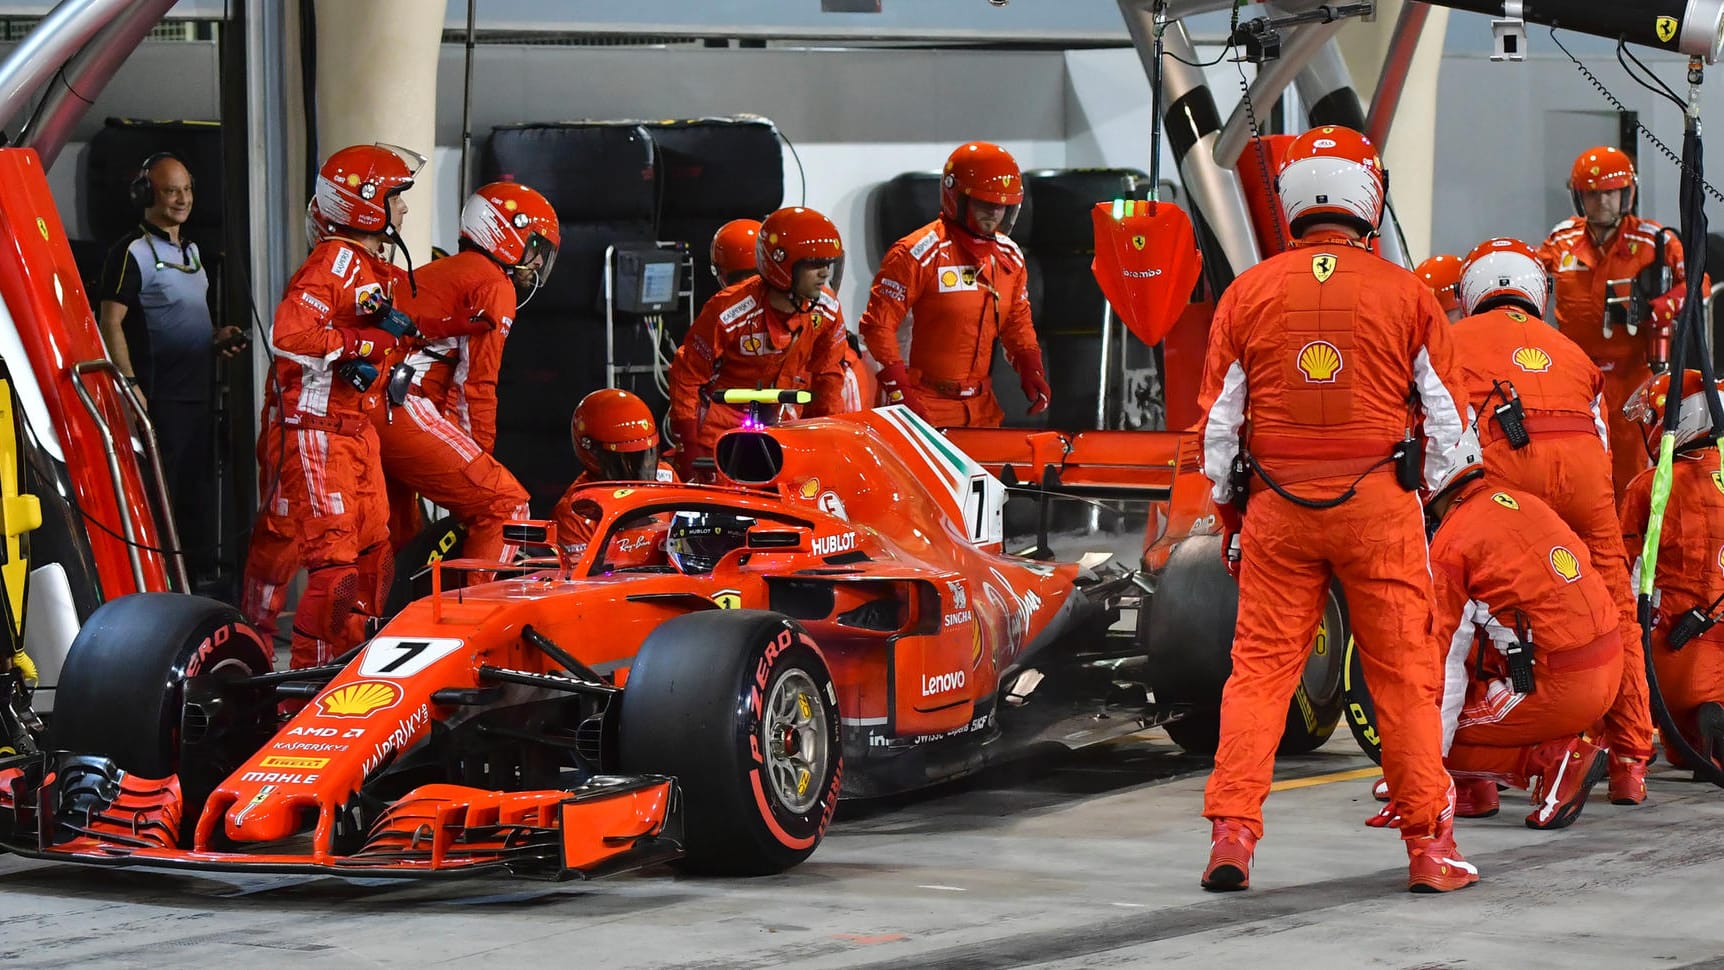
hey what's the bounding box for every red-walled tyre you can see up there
[619,609,842,875]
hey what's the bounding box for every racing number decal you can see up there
[712,589,743,609]
[357,637,465,678]
[967,476,988,542]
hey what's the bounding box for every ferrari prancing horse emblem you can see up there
[1312,254,1337,283]
[1656,16,1679,44]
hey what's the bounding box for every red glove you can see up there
[672,419,706,480]
[336,327,397,365]
[1215,502,1243,580]
[876,361,930,419]
[1015,356,1052,416]
[1651,290,1684,326]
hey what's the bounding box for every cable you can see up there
[1552,28,1724,208]
[1163,0,1245,68]
[1234,57,1287,253]
[777,126,808,208]
[1617,40,1685,111]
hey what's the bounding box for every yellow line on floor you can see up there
[1269,766,1383,792]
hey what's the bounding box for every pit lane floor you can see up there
[1,732,1722,969]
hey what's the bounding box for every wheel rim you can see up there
[760,668,829,815]
[1299,593,1345,705]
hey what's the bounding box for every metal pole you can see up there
[16,0,177,168]
[1364,1,1433,151]
[1096,306,1115,432]
[0,0,131,132]
[458,0,477,203]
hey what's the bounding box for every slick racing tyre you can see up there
[619,610,842,875]
[1342,632,1383,764]
[52,594,275,843]
[1142,535,1346,755]
[385,514,465,615]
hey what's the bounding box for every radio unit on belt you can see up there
[1506,610,1537,695]
[1488,379,1531,450]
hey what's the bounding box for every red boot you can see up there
[1454,777,1500,818]
[1406,818,1480,893]
[1201,819,1257,892]
[1607,754,1647,806]
[1525,736,1609,830]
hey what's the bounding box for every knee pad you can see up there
[354,541,394,617]
[297,563,360,642]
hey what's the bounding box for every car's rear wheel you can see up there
[618,609,841,875]
[1342,632,1383,764]
[1141,534,1346,755]
[51,593,275,843]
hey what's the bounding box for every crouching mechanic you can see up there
[1198,126,1476,894]
[252,143,420,668]
[860,141,1049,427]
[554,389,674,568]
[1392,436,1621,829]
[1448,237,1654,804]
[1621,370,1724,771]
[378,181,559,565]
[669,206,850,479]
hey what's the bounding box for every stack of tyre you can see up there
[483,118,783,513]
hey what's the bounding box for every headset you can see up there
[128,151,194,210]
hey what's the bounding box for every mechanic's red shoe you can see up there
[1454,777,1500,818]
[1201,819,1256,892]
[1607,755,1647,806]
[1406,821,1479,893]
[1525,736,1609,830]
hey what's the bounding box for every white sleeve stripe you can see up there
[1413,346,1467,487]
[1591,392,1610,449]
[1439,597,1479,754]
[1202,361,1249,504]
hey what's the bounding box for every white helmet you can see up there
[1277,126,1386,236]
[1423,427,1484,509]
[1458,237,1548,316]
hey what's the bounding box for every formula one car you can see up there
[0,406,1178,880]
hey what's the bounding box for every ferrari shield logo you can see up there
[1492,492,1519,510]
[1131,234,1147,251]
[711,589,742,609]
[1312,254,1337,283]
[1657,15,1679,43]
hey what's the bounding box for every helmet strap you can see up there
[385,224,418,297]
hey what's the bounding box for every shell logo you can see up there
[799,478,821,499]
[1549,546,1582,583]
[1718,544,1724,578]
[941,270,960,288]
[503,198,518,211]
[316,680,402,718]
[1513,347,1552,373]
[1297,340,1344,383]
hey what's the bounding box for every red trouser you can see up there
[240,423,299,641]
[1204,472,1452,840]
[1649,625,1724,768]
[915,375,1004,428]
[273,420,390,668]
[1446,633,1622,785]
[372,394,529,564]
[1599,358,1654,499]
[1484,434,1654,761]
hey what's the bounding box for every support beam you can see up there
[1213,19,1348,169]
[17,0,179,169]
[0,0,132,133]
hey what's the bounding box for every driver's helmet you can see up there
[666,510,754,574]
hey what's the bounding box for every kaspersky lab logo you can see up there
[1297,340,1344,383]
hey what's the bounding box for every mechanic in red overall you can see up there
[376,181,559,564]
[858,142,1049,428]
[1414,253,1465,323]
[1449,237,1655,804]
[1421,440,1620,828]
[1197,126,1476,894]
[555,389,673,569]
[669,207,849,478]
[1621,370,1724,771]
[1537,147,1698,499]
[251,144,420,669]
[708,218,875,415]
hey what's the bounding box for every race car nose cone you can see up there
[224,783,309,844]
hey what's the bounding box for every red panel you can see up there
[1161,301,1214,434]
[1235,134,1295,259]
[0,149,168,594]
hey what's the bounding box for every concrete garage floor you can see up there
[0,732,1722,969]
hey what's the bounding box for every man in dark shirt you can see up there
[96,153,245,584]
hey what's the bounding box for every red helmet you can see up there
[756,207,843,294]
[1277,125,1385,236]
[941,142,1024,237]
[710,218,761,285]
[1459,237,1548,316]
[1569,146,1637,221]
[572,389,660,481]
[1623,369,1718,455]
[460,181,561,288]
[1414,254,1464,317]
[314,143,423,235]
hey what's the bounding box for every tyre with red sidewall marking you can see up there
[619,609,842,875]
[51,593,275,842]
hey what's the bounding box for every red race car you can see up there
[0,405,1175,880]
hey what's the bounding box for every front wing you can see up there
[0,753,683,880]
